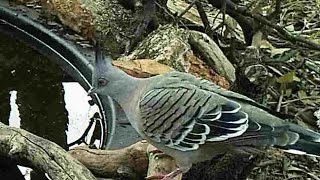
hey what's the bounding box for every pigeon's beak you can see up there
[87,88,96,96]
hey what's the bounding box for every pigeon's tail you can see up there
[284,139,320,156]
[230,121,320,156]
[282,124,320,156]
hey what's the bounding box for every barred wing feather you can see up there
[140,85,250,151]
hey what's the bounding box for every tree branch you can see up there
[69,141,149,179]
[0,122,96,180]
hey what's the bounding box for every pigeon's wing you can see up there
[139,84,252,151]
[139,72,299,152]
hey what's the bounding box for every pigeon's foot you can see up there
[145,168,182,180]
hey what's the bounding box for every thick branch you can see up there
[0,122,96,180]
[207,0,253,45]
[69,141,149,179]
[69,141,181,179]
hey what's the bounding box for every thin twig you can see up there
[276,90,284,112]
[155,1,188,29]
[221,0,226,24]
[294,106,315,119]
[268,96,320,105]
[282,96,320,105]
[207,0,320,50]
[275,0,281,15]
[176,0,198,20]
[195,1,212,36]
[240,11,320,51]
[269,0,282,20]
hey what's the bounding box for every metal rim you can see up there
[0,5,116,149]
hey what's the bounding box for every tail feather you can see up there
[288,123,320,142]
[275,131,299,147]
[229,121,320,157]
[282,139,320,156]
[278,124,320,156]
[229,126,299,147]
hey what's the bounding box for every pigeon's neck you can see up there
[106,68,144,111]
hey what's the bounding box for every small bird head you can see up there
[88,41,132,98]
[88,41,114,96]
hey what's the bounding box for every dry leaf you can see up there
[113,59,174,78]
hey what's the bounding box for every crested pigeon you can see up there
[88,45,320,180]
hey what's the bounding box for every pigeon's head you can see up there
[88,43,127,97]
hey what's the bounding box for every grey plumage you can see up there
[140,74,250,151]
[89,44,320,179]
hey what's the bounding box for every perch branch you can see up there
[69,141,181,179]
[69,141,149,179]
[0,122,96,180]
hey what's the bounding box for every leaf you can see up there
[113,59,174,78]
[306,59,320,74]
[270,48,291,58]
[260,39,274,50]
[251,1,265,15]
[260,40,292,59]
[284,24,295,32]
[298,90,313,105]
[251,31,263,48]
[276,50,298,62]
[284,88,292,97]
[277,71,300,84]
[298,90,307,99]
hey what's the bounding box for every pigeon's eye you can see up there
[98,78,108,87]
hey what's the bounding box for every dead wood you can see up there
[69,141,149,179]
[0,122,96,180]
[69,141,183,180]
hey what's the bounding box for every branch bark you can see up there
[0,122,96,180]
[69,141,149,179]
[69,141,182,179]
[0,82,256,180]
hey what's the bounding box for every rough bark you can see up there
[189,30,236,82]
[69,140,257,180]
[69,141,149,179]
[124,24,192,72]
[39,0,140,57]
[121,25,231,89]
[69,141,183,180]
[0,122,96,180]
[113,59,174,78]
[231,46,270,102]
